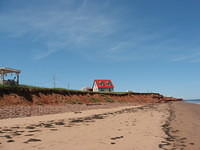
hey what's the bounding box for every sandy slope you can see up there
[0,104,168,150]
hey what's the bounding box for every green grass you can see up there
[0,84,160,96]
[104,97,114,103]
[70,100,84,104]
[89,97,100,103]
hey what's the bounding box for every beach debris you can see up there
[110,136,124,140]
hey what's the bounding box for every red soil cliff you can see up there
[0,86,182,106]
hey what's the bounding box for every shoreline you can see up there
[160,101,200,150]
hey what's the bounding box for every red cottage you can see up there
[92,80,114,92]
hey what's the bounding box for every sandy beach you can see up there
[0,102,200,150]
[161,102,200,150]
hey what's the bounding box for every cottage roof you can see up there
[93,80,114,88]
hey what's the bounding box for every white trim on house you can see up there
[93,82,99,92]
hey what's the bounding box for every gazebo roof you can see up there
[0,67,21,74]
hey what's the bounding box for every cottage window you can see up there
[107,82,111,86]
[99,88,104,91]
[99,82,104,86]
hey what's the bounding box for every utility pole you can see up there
[53,75,56,88]
[67,82,70,89]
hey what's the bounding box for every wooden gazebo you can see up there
[0,67,21,85]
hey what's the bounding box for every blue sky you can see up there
[0,0,200,99]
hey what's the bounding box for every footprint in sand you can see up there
[0,130,5,133]
[74,111,82,114]
[25,126,36,130]
[3,135,12,139]
[55,121,65,125]
[24,134,34,136]
[28,130,41,133]
[189,142,195,145]
[24,138,42,143]
[12,131,22,136]
[7,140,15,143]
[2,129,12,132]
[50,129,58,131]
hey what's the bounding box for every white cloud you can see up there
[0,0,116,59]
[172,51,200,63]
[1,0,199,62]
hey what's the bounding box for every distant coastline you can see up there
[184,99,200,104]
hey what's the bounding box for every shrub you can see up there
[70,99,83,104]
[89,97,100,103]
[105,97,114,103]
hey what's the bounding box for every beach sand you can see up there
[0,102,199,150]
[160,102,200,150]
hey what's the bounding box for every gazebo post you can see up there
[16,73,19,85]
[2,71,4,85]
[0,72,2,85]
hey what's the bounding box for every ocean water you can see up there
[184,99,200,104]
